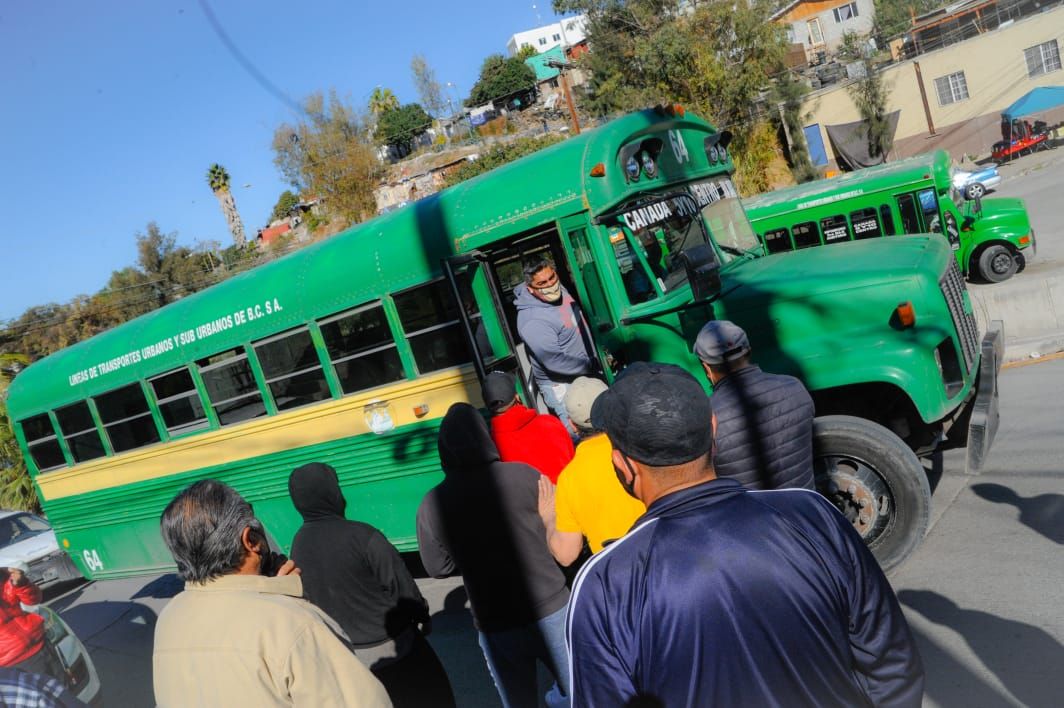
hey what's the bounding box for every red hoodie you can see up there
[0,578,44,666]
[490,404,574,483]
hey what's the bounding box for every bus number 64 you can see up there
[82,549,105,573]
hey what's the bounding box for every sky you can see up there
[0,0,572,322]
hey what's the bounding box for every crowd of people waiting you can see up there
[147,256,925,707]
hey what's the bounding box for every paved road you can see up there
[46,359,1063,707]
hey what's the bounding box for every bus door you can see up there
[442,252,518,384]
[896,188,960,250]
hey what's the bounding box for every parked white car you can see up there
[951,164,1002,199]
[0,511,83,588]
[35,605,102,705]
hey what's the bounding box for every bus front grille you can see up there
[939,260,979,373]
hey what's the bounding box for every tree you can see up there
[772,72,819,183]
[377,103,433,156]
[839,32,894,161]
[206,164,247,247]
[872,0,937,47]
[272,91,382,226]
[368,86,400,116]
[466,54,536,107]
[0,353,39,513]
[271,190,300,223]
[516,45,539,61]
[411,55,446,118]
[442,134,566,188]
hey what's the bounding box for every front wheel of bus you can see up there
[812,415,931,573]
[976,244,1018,283]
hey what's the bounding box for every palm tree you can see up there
[368,87,400,116]
[206,164,247,248]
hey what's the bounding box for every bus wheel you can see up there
[812,415,930,573]
[977,244,1018,283]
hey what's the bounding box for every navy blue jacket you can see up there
[712,365,815,490]
[566,479,923,707]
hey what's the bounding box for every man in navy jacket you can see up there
[567,362,923,707]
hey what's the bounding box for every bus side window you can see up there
[763,228,793,254]
[54,401,106,462]
[253,327,333,412]
[850,208,882,240]
[148,368,210,436]
[792,221,820,249]
[198,349,268,426]
[820,215,851,244]
[94,383,162,453]
[879,205,896,235]
[393,279,472,374]
[917,188,942,233]
[19,413,66,472]
[896,194,922,234]
[319,303,406,395]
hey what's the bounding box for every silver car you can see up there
[0,511,83,588]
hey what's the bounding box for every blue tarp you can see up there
[1002,86,1064,121]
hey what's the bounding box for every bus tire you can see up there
[976,243,1018,283]
[812,415,930,573]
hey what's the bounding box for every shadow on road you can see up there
[428,585,501,708]
[970,482,1064,544]
[900,589,1064,708]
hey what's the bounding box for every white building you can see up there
[507,15,587,55]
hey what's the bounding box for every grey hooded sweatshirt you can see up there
[513,283,593,389]
[416,403,569,632]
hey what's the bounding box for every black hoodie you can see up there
[289,462,429,648]
[416,403,569,632]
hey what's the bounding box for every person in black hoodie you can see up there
[288,462,454,708]
[417,403,570,708]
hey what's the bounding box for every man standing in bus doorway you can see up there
[567,363,923,706]
[153,480,391,707]
[694,320,816,491]
[287,462,455,708]
[418,403,571,708]
[513,258,595,431]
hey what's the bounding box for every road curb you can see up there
[969,273,1064,363]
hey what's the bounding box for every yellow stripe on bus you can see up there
[37,367,483,501]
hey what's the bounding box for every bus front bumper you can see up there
[965,321,1004,472]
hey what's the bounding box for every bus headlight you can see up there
[708,145,719,163]
[640,150,657,178]
[625,155,641,181]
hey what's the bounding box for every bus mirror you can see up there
[681,244,721,302]
[973,195,982,213]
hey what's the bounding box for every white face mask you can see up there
[536,282,563,302]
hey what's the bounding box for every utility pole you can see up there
[546,58,581,135]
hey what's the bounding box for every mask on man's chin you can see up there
[537,283,563,302]
[613,462,639,500]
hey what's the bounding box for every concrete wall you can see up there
[778,0,875,56]
[800,5,1064,163]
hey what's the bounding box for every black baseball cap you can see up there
[590,362,714,466]
[481,372,517,412]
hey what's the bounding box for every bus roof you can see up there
[744,150,952,215]
[8,109,724,417]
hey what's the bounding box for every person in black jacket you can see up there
[417,402,570,708]
[288,462,454,708]
[694,319,815,490]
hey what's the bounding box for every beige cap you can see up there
[565,377,609,431]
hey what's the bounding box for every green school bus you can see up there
[744,150,1034,283]
[7,108,1002,576]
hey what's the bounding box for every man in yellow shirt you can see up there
[538,377,646,565]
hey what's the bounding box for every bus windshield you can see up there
[701,195,762,261]
[610,193,710,295]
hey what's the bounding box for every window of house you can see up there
[54,401,106,463]
[19,413,65,472]
[934,71,969,106]
[319,303,405,395]
[253,327,332,412]
[820,215,851,243]
[394,280,473,374]
[850,208,882,239]
[538,37,547,46]
[95,383,161,453]
[198,348,267,426]
[763,228,793,254]
[552,33,561,42]
[1025,40,1061,77]
[792,222,821,249]
[149,368,209,436]
[807,18,824,45]
[832,2,859,22]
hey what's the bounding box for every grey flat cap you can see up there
[693,320,750,365]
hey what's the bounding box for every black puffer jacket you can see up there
[711,365,816,490]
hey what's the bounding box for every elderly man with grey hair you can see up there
[152,479,391,708]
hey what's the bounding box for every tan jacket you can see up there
[153,573,391,707]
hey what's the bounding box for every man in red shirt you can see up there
[0,562,52,677]
[481,372,574,483]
